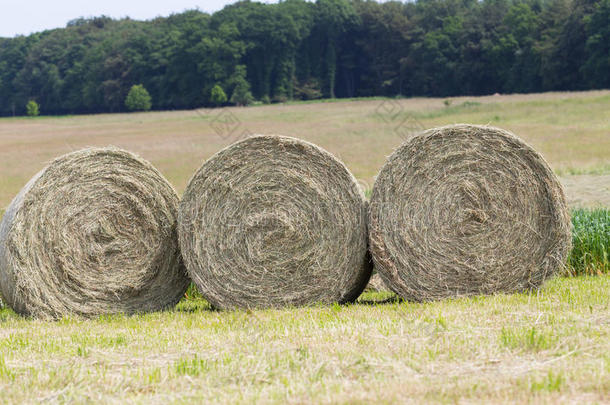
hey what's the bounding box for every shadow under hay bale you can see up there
[179,135,372,310]
[369,124,572,302]
[0,148,190,319]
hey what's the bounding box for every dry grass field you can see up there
[0,90,609,404]
[0,90,609,209]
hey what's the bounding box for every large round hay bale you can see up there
[0,148,189,318]
[369,124,571,301]
[179,135,372,309]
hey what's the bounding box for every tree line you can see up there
[0,0,608,116]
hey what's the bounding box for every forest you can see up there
[0,0,608,115]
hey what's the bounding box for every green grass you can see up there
[0,276,607,403]
[555,164,610,176]
[175,356,212,377]
[530,371,565,393]
[567,208,610,275]
[416,100,486,119]
[500,326,556,352]
[281,96,388,105]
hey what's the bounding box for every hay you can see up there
[178,135,372,309]
[0,148,189,319]
[365,273,391,292]
[369,124,572,301]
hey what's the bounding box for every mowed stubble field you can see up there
[0,90,609,209]
[0,90,609,403]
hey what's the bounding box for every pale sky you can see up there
[0,0,284,38]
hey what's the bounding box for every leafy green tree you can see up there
[210,84,227,106]
[26,100,39,116]
[293,78,322,100]
[230,65,254,106]
[313,0,359,98]
[211,1,312,101]
[163,11,214,109]
[230,80,254,106]
[583,0,610,88]
[541,0,597,91]
[353,1,413,96]
[125,84,152,111]
[194,21,246,105]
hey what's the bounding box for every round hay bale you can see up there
[178,135,372,309]
[0,148,189,318]
[369,124,572,301]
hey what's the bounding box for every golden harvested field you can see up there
[1,90,609,209]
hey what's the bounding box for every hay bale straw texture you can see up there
[179,135,372,309]
[369,124,571,302]
[0,148,189,319]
